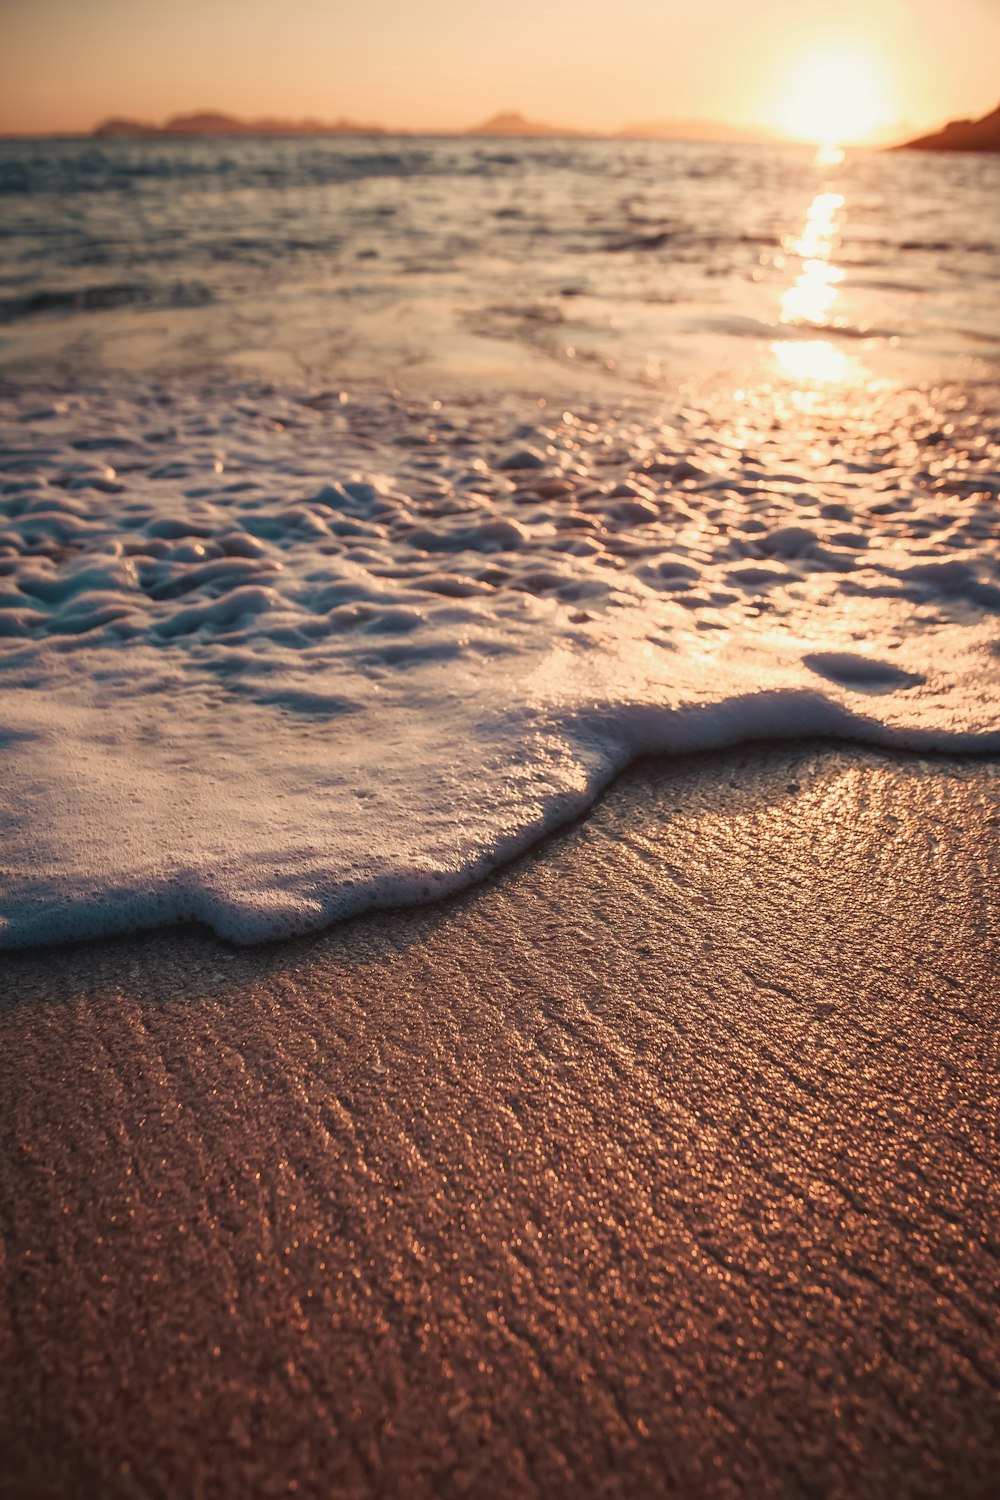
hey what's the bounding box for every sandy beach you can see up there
[2,740,997,1499]
[2,124,999,1500]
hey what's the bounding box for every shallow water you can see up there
[1,136,998,387]
[0,137,998,946]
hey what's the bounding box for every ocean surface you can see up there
[1,136,998,946]
[2,135,999,387]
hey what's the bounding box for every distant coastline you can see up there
[88,108,787,144]
[93,110,387,138]
[1,103,996,150]
[77,108,793,147]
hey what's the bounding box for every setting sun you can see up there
[773,45,894,145]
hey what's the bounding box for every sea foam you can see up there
[1,379,998,947]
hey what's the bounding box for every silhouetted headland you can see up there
[896,101,1000,152]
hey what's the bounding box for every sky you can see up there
[0,0,997,141]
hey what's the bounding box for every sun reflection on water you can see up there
[780,190,845,329]
[814,144,845,169]
[772,179,858,387]
[771,339,851,384]
[780,258,844,326]
[784,191,844,262]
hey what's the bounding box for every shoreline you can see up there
[3,739,998,1498]
[3,118,999,1500]
[4,729,1000,961]
[4,371,999,955]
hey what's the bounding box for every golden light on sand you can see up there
[774,45,893,145]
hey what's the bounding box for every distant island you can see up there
[93,111,385,138]
[467,111,585,137]
[89,108,787,146]
[896,101,1000,153]
[85,106,1000,150]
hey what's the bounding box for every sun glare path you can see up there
[814,144,846,169]
[772,179,861,388]
[780,190,845,331]
[771,339,853,385]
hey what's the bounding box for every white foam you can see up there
[1,379,998,947]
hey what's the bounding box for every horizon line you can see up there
[0,106,923,150]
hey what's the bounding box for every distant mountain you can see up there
[467,111,584,137]
[162,111,248,134]
[92,117,161,137]
[93,111,385,138]
[895,102,1000,153]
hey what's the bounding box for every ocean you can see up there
[1,135,998,946]
[1,135,998,384]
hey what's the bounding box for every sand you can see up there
[1,741,998,1499]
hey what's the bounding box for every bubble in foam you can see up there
[1,376,999,949]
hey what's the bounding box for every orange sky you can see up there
[1,0,997,141]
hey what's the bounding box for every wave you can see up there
[1,377,997,950]
[0,139,497,197]
[689,311,904,342]
[0,281,214,322]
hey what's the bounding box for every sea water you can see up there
[1,136,998,946]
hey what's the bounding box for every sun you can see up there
[773,45,894,146]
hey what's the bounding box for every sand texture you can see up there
[1,742,998,1499]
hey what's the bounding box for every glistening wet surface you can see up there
[2,372,998,947]
[1,136,997,389]
[2,742,997,1498]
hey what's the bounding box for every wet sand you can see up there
[1,741,998,1500]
